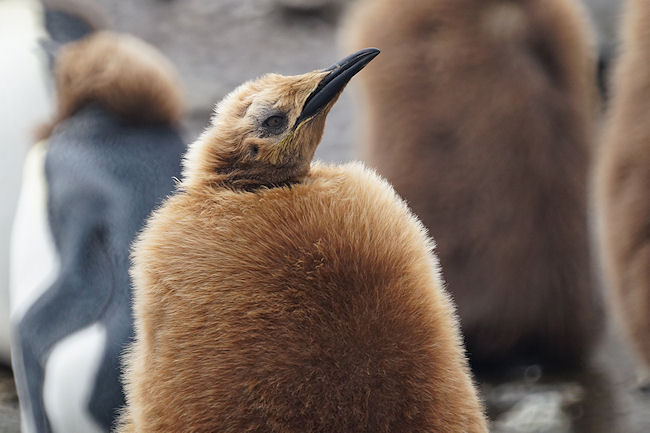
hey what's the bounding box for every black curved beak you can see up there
[295,48,380,125]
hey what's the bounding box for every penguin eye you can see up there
[262,114,287,130]
[249,144,259,157]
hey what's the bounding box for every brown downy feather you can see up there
[595,0,650,381]
[38,31,183,139]
[342,0,602,369]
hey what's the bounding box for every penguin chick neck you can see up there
[182,48,379,192]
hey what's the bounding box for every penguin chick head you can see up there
[183,48,379,191]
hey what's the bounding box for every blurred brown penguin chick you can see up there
[39,31,183,139]
[116,49,489,433]
[595,0,650,386]
[342,0,602,370]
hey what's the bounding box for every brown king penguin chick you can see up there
[595,0,650,386]
[116,49,489,433]
[342,0,602,370]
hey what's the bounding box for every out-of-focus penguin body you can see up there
[343,0,602,369]
[595,0,650,383]
[0,0,52,366]
[117,50,488,433]
[10,31,185,432]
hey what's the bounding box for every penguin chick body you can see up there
[117,50,488,432]
[595,0,650,381]
[342,0,602,369]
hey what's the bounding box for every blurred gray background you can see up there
[95,0,360,162]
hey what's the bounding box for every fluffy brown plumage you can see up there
[595,0,650,383]
[116,53,488,432]
[342,0,602,369]
[39,31,183,139]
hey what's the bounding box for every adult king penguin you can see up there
[117,49,488,432]
[11,29,185,433]
[595,0,650,386]
[342,0,602,369]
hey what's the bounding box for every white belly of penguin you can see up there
[43,323,106,433]
[10,143,105,433]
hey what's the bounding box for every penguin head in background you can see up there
[183,48,379,191]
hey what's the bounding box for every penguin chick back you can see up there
[121,161,488,433]
[43,31,183,138]
[342,0,601,368]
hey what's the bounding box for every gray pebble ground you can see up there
[2,0,650,432]
[0,367,19,433]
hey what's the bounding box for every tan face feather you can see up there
[182,71,331,190]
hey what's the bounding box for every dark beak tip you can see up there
[363,47,381,58]
[357,47,380,56]
[324,47,381,73]
[358,47,381,67]
[296,47,381,124]
[358,47,380,67]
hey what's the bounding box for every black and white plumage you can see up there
[10,21,185,433]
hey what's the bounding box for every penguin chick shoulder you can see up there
[117,50,488,433]
[595,0,650,384]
